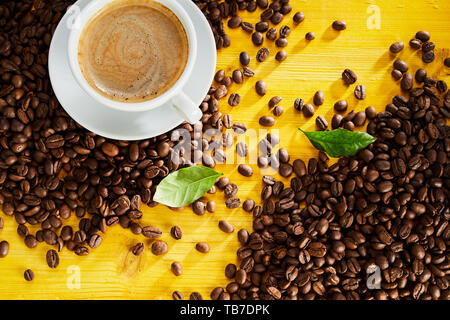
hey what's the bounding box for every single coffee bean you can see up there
[258,156,269,169]
[238,164,253,177]
[259,116,275,127]
[415,30,430,42]
[269,96,282,108]
[422,41,435,52]
[214,70,225,83]
[342,69,357,85]
[315,116,328,130]
[293,12,305,23]
[131,242,145,256]
[260,8,274,20]
[444,57,450,67]
[389,41,404,53]
[294,98,304,111]
[233,122,247,134]
[279,26,291,38]
[240,52,250,66]
[255,81,267,96]
[409,38,422,49]
[190,292,203,300]
[271,12,283,25]
[225,263,237,278]
[206,201,216,213]
[196,242,210,253]
[313,90,324,106]
[392,69,403,80]
[151,240,168,255]
[415,68,427,82]
[331,114,343,129]
[219,220,234,233]
[224,183,238,198]
[344,121,355,131]
[401,73,413,91]
[275,38,288,48]
[171,262,183,276]
[241,21,254,33]
[393,59,408,73]
[232,70,243,84]
[243,66,255,77]
[225,197,241,209]
[256,48,270,62]
[0,241,9,258]
[243,200,255,212]
[228,16,242,29]
[252,32,264,46]
[273,106,284,116]
[353,111,367,126]
[332,20,347,31]
[24,235,37,249]
[305,32,315,40]
[334,100,348,112]
[24,269,34,281]
[266,28,277,41]
[46,249,59,268]
[228,93,241,106]
[221,76,232,87]
[422,51,435,63]
[170,226,183,240]
[192,200,205,215]
[255,21,269,32]
[275,50,287,61]
[302,104,315,117]
[236,142,249,157]
[354,84,366,100]
[172,291,184,300]
[365,106,377,119]
[142,226,162,238]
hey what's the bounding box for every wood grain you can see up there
[1,0,449,300]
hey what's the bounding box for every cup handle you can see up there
[170,91,202,124]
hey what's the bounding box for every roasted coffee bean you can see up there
[422,41,435,52]
[46,250,59,268]
[331,114,343,129]
[192,200,205,215]
[242,200,255,212]
[302,104,315,117]
[365,106,377,119]
[259,116,275,127]
[255,81,267,96]
[401,73,413,91]
[232,70,243,84]
[241,22,254,33]
[236,142,249,157]
[225,197,241,209]
[334,100,348,112]
[342,69,357,85]
[294,98,304,111]
[240,52,250,66]
[224,183,239,198]
[196,242,210,253]
[422,51,435,63]
[228,93,241,106]
[269,96,282,108]
[172,291,184,300]
[266,28,277,41]
[238,164,253,177]
[279,26,291,38]
[273,106,284,116]
[313,91,324,106]
[392,69,403,80]
[255,21,269,32]
[233,122,247,134]
[275,50,287,62]
[332,20,347,31]
[305,32,315,40]
[24,269,34,281]
[256,48,270,62]
[228,16,242,29]
[243,66,255,77]
[170,226,183,240]
[171,262,183,276]
[190,292,203,300]
[142,226,162,238]
[393,59,408,73]
[214,70,225,83]
[315,116,328,131]
[415,30,430,42]
[206,201,216,213]
[275,38,288,48]
[293,12,305,23]
[389,41,404,53]
[0,241,9,258]
[131,242,144,256]
[409,38,422,49]
[353,112,367,126]
[252,32,264,46]
[151,240,168,255]
[219,220,234,233]
[354,85,366,100]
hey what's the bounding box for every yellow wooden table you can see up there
[1,0,449,299]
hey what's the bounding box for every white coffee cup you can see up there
[67,0,202,124]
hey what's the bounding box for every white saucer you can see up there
[48,0,216,140]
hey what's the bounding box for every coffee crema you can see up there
[78,0,189,103]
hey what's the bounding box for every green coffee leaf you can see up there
[153,166,223,207]
[299,128,376,158]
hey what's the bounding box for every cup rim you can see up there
[67,0,197,112]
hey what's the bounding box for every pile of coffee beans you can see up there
[211,35,449,299]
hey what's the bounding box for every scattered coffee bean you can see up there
[391,69,403,80]
[275,38,288,48]
[332,20,347,30]
[255,81,267,96]
[342,69,357,85]
[302,104,315,117]
[225,197,241,209]
[232,70,243,84]
[353,111,367,126]
[415,68,427,83]
[172,291,184,300]
[206,201,216,213]
[401,73,413,91]
[354,84,366,100]
[331,114,343,129]
[170,226,183,240]
[243,66,255,77]
[214,69,225,83]
[252,32,264,46]
[238,164,253,177]
[256,48,270,62]
[24,269,34,281]
[228,93,241,106]
[225,263,237,278]
[273,106,284,116]
[236,142,249,157]
[266,28,277,40]
[389,41,404,53]
[313,90,324,106]
[151,241,168,255]
[415,30,430,42]
[171,262,183,276]
[422,51,435,63]
[131,243,144,256]
[275,50,287,62]
[315,116,328,131]
[196,242,210,253]
[269,96,282,108]
[240,52,250,66]
[343,121,355,131]
[305,32,315,40]
[219,220,234,233]
[0,241,9,258]
[409,38,422,49]
[293,12,305,23]
[259,116,275,127]
[393,59,408,73]
[228,16,242,29]
[294,98,304,111]
[241,21,254,33]
[279,26,291,38]
[192,200,205,215]
[334,100,348,112]
[190,292,203,300]
[255,21,269,32]
[365,106,377,119]
[46,250,59,268]
[243,200,255,212]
